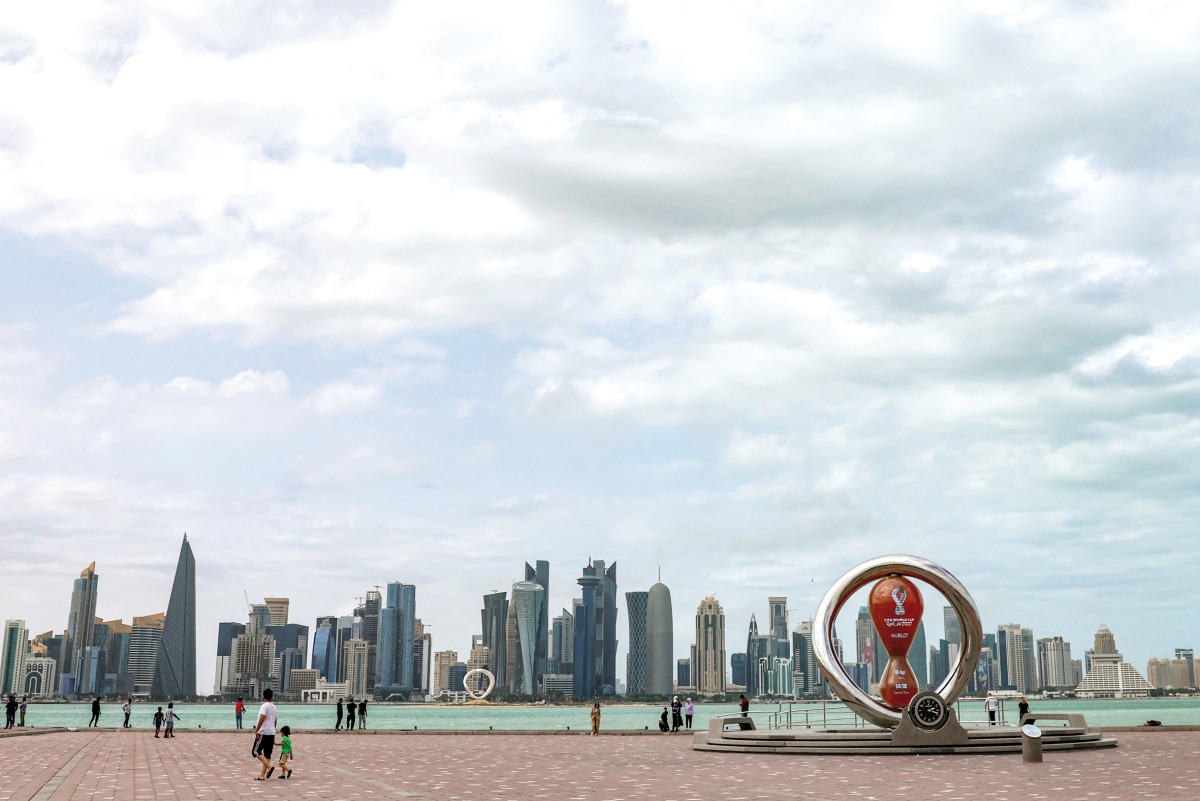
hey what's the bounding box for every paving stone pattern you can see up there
[0,730,1197,800]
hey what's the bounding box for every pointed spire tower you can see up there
[153,534,196,698]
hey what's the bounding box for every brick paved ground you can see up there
[0,730,1196,801]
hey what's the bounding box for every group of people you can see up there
[335,697,368,730]
[4,695,28,728]
[657,697,696,732]
[985,692,1031,725]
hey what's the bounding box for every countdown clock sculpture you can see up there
[812,555,982,730]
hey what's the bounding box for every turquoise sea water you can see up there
[13,697,1200,731]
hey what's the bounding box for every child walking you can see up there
[277,725,294,779]
[164,702,180,738]
[153,707,164,738]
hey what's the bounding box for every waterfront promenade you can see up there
[0,729,1197,800]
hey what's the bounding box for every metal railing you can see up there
[764,695,1025,730]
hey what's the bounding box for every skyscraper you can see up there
[481,591,508,690]
[1175,648,1196,688]
[376,582,416,699]
[625,590,649,695]
[695,596,726,695]
[512,580,545,695]
[573,559,618,697]
[791,621,818,695]
[311,615,338,681]
[67,562,99,695]
[264,598,290,626]
[745,615,770,697]
[128,614,165,694]
[153,534,197,698]
[768,597,789,659]
[355,590,382,695]
[524,560,550,688]
[1037,636,1074,689]
[997,623,1036,693]
[645,578,674,696]
[1,620,27,695]
[943,606,962,647]
[214,621,245,695]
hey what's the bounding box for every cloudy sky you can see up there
[4,1,1200,694]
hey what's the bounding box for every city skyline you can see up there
[3,542,1195,698]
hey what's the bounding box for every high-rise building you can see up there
[23,657,57,698]
[745,615,770,697]
[247,604,272,635]
[695,596,726,695]
[555,607,575,677]
[214,621,245,695]
[354,590,382,695]
[264,598,290,627]
[434,650,459,696]
[465,641,491,695]
[1175,648,1196,688]
[376,582,416,699]
[311,616,338,681]
[481,591,508,690]
[1037,636,1074,689]
[646,578,673,696]
[911,621,928,690]
[524,560,550,688]
[412,619,432,696]
[573,559,618,697]
[504,598,520,693]
[943,606,962,647]
[1,620,28,695]
[446,662,468,694]
[343,638,370,698]
[625,590,649,695]
[677,658,690,687]
[512,580,545,695]
[153,534,196,698]
[129,614,165,694]
[997,624,1035,693]
[66,562,100,695]
[1075,625,1154,698]
[731,652,747,687]
[768,597,789,659]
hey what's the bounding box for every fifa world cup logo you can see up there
[868,575,924,709]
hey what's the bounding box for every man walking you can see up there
[235,697,245,729]
[89,697,102,727]
[253,688,278,781]
[986,693,998,725]
[346,697,356,731]
[122,698,132,728]
[335,697,343,730]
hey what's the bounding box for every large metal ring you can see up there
[461,668,496,700]
[812,555,982,729]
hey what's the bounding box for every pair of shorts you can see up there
[257,737,275,760]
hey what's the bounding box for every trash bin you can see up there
[1021,723,1043,763]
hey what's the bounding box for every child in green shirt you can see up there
[277,725,294,778]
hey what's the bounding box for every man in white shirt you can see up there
[986,692,999,725]
[253,688,279,780]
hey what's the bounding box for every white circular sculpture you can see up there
[462,668,496,700]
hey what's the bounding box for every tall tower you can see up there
[1,620,28,695]
[768,597,788,658]
[573,564,602,698]
[645,578,673,696]
[376,582,416,699]
[481,591,508,690]
[512,580,545,695]
[625,591,648,695]
[153,534,197,698]
[67,562,99,694]
[523,560,550,689]
[695,596,726,695]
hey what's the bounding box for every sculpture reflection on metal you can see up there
[813,555,982,729]
[462,668,496,701]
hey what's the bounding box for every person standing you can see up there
[164,702,180,738]
[670,696,683,733]
[335,697,344,731]
[739,694,750,717]
[346,697,356,731]
[4,695,16,728]
[358,699,368,730]
[590,702,601,735]
[153,707,164,738]
[89,697,101,727]
[235,697,245,729]
[19,696,28,727]
[684,697,695,730]
[122,698,132,728]
[253,688,278,781]
[1018,697,1031,724]
[986,692,998,725]
[658,707,669,732]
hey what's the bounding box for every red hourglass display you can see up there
[868,574,924,709]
